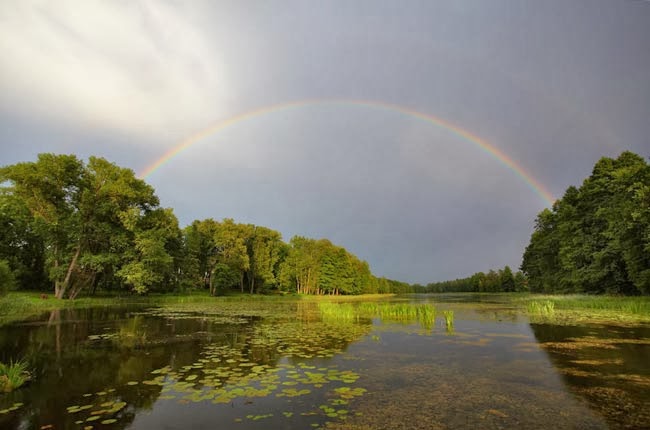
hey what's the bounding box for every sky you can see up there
[1,1,649,284]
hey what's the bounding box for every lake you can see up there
[0,295,648,429]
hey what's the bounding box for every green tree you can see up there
[0,193,48,290]
[118,208,180,294]
[0,154,84,298]
[245,225,283,294]
[214,219,250,294]
[521,208,562,293]
[500,266,515,292]
[0,154,173,297]
[514,270,527,292]
[521,151,650,295]
[182,219,220,290]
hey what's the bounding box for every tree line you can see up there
[415,265,528,293]
[0,154,409,298]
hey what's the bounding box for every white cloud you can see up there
[0,0,230,142]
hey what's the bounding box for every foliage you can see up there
[0,194,48,289]
[0,260,16,296]
[521,151,650,295]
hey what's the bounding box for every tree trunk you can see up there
[56,246,81,299]
[69,270,95,300]
[209,268,216,296]
[53,245,61,297]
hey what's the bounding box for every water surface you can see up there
[0,297,648,429]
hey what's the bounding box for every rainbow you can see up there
[139,99,555,206]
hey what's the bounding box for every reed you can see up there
[527,300,556,317]
[442,310,454,329]
[317,302,436,328]
[318,302,358,322]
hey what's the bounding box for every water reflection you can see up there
[531,323,650,429]
[0,303,372,429]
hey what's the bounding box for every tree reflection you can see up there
[0,302,371,429]
[529,323,650,428]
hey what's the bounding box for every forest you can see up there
[1,151,648,298]
[0,154,410,298]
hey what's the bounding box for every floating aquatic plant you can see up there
[65,354,367,427]
[0,402,24,415]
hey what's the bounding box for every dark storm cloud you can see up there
[1,0,648,283]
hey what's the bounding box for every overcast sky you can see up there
[1,1,648,284]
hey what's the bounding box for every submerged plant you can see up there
[0,360,30,392]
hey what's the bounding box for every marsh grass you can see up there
[527,300,556,317]
[518,295,649,314]
[319,303,358,322]
[318,302,437,329]
[442,310,454,330]
[0,360,30,392]
[519,294,650,324]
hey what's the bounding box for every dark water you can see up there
[0,298,648,430]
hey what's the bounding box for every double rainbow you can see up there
[139,99,554,206]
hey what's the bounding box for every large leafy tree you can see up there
[245,225,283,294]
[118,207,181,294]
[1,154,85,298]
[0,154,178,297]
[213,219,250,294]
[182,218,221,291]
[0,193,47,289]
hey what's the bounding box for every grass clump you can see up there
[0,360,30,392]
[442,310,454,329]
[319,303,358,322]
[527,300,556,317]
[318,302,437,329]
